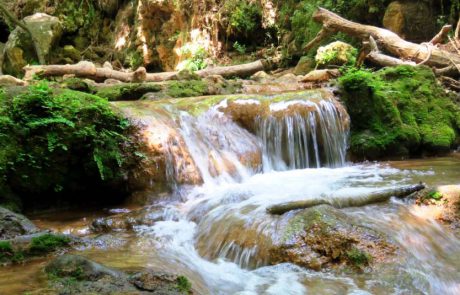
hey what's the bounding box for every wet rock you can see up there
[415,185,460,232]
[315,41,356,68]
[90,206,165,233]
[383,1,435,42]
[270,205,396,271]
[130,270,192,294]
[46,254,124,281]
[3,13,62,76]
[46,254,193,294]
[0,206,38,239]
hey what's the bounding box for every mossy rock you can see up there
[270,205,395,271]
[339,66,460,159]
[166,80,209,98]
[95,83,162,101]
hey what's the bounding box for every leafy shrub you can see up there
[233,41,247,54]
[224,0,262,37]
[0,82,140,204]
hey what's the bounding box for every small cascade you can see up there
[257,99,349,171]
[115,89,350,187]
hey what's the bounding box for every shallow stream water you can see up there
[0,92,459,294]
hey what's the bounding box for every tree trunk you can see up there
[0,4,46,65]
[307,8,460,69]
[267,183,425,215]
[24,60,270,82]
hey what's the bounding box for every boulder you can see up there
[269,205,396,271]
[0,75,26,86]
[315,41,356,67]
[130,270,192,294]
[301,69,340,83]
[0,206,38,239]
[3,13,62,76]
[46,254,193,294]
[415,185,460,232]
[383,1,436,42]
[293,56,315,76]
[250,71,271,83]
[90,206,165,233]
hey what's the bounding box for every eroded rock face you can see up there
[0,206,38,239]
[269,205,397,271]
[383,1,436,42]
[3,13,62,76]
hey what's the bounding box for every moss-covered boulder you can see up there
[1,232,74,265]
[45,254,193,294]
[0,206,38,239]
[339,66,460,159]
[3,13,63,76]
[0,83,141,208]
[270,205,396,271]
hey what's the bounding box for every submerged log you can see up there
[267,183,425,215]
[306,8,460,70]
[23,60,269,82]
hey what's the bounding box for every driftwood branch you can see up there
[309,8,460,69]
[0,4,45,65]
[430,25,452,45]
[267,183,425,215]
[23,59,269,82]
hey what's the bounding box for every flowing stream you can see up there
[1,91,459,294]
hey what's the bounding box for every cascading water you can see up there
[97,92,460,294]
[257,99,349,171]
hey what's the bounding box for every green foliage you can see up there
[233,41,247,54]
[0,82,139,201]
[126,50,144,69]
[339,66,460,158]
[428,191,444,200]
[30,234,71,254]
[346,247,372,266]
[278,0,387,49]
[176,275,192,293]
[178,47,208,71]
[167,80,208,98]
[224,0,262,37]
[0,241,13,261]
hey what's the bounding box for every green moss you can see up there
[30,234,71,254]
[0,82,141,205]
[346,247,372,266]
[176,275,192,293]
[339,66,460,158]
[166,80,208,98]
[95,84,162,101]
[0,241,13,261]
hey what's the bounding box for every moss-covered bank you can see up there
[0,82,142,210]
[339,66,460,159]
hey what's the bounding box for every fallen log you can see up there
[23,59,270,82]
[306,8,460,69]
[267,183,425,215]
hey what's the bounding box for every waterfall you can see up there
[256,99,349,171]
[115,90,350,186]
